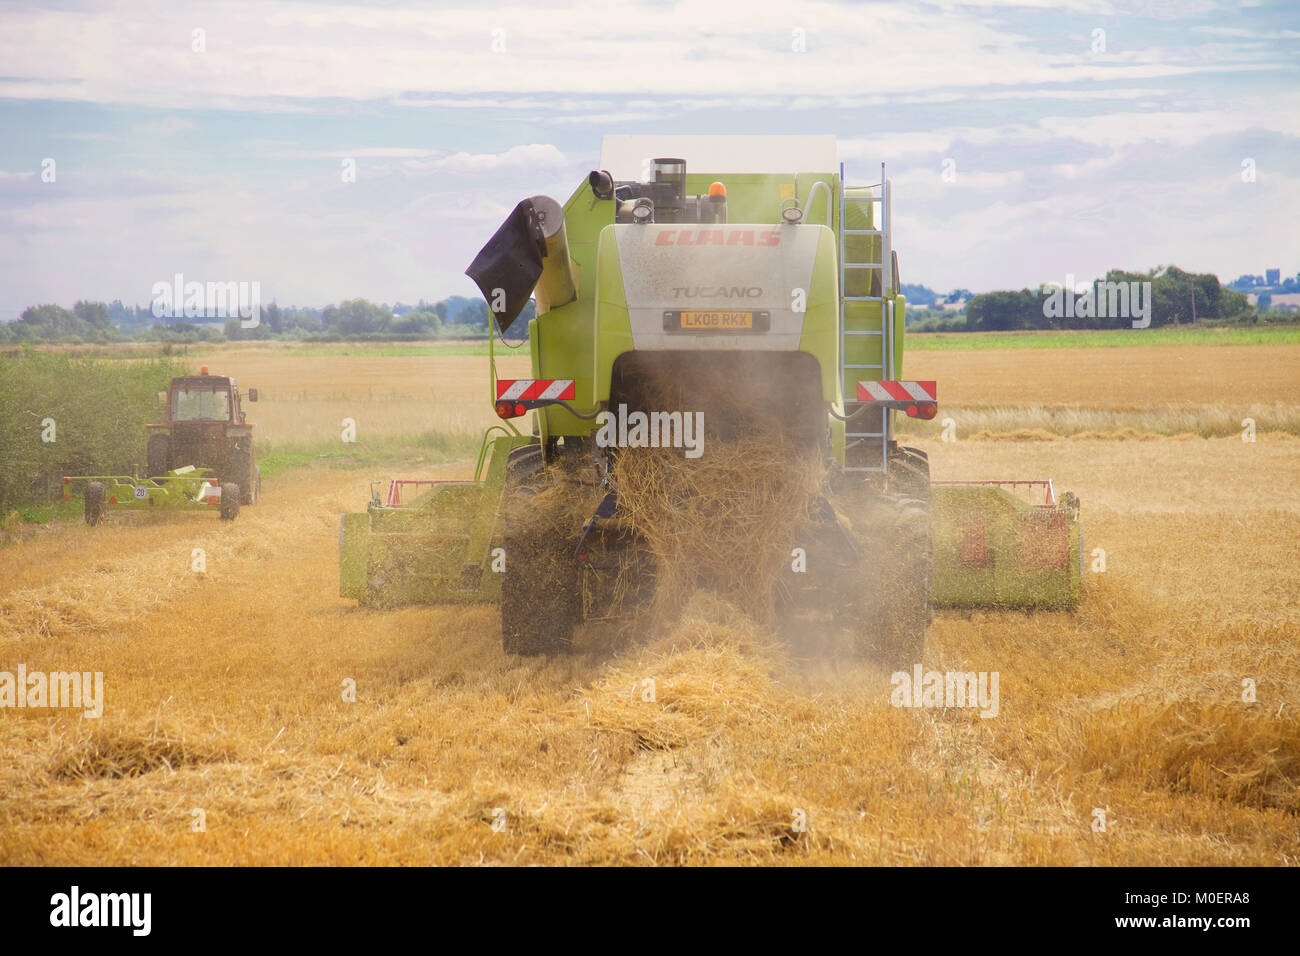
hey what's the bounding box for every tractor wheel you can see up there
[147,434,170,477]
[84,482,104,526]
[234,446,256,505]
[220,483,240,521]
[499,443,581,656]
[849,494,932,669]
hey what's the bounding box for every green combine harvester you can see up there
[339,135,1082,661]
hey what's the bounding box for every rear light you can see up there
[108,497,117,505]
[495,401,527,419]
[906,402,939,420]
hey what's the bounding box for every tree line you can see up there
[913,266,1255,332]
[0,295,534,345]
[2,264,1273,345]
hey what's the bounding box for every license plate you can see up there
[664,310,770,331]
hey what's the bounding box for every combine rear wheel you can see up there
[871,496,932,669]
[499,444,581,656]
[888,446,931,501]
[842,493,932,669]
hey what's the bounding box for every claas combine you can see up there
[339,135,1082,662]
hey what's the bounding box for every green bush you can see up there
[0,349,187,511]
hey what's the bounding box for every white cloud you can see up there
[1,0,1296,306]
[0,0,1286,109]
[132,116,199,136]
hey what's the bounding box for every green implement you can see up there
[339,430,532,606]
[931,480,1082,610]
[64,466,241,523]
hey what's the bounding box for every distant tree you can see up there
[15,304,81,342]
[966,290,1038,331]
[332,299,392,335]
[73,300,111,331]
[901,283,937,306]
[389,308,443,336]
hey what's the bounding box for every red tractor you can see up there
[146,366,261,505]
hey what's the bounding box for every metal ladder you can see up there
[838,161,893,474]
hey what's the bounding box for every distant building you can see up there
[1266,268,1281,286]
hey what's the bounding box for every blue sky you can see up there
[0,0,1296,318]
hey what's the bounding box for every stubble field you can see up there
[1,340,1297,865]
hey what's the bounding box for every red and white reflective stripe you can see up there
[496,379,576,402]
[856,380,937,403]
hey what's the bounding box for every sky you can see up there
[0,0,1296,318]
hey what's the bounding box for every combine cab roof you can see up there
[599,134,839,180]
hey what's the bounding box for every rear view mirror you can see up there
[247,388,258,402]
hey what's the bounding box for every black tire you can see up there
[875,496,932,668]
[84,481,104,526]
[848,494,932,668]
[233,444,256,505]
[889,446,931,501]
[220,483,240,521]
[499,443,581,656]
[147,434,170,477]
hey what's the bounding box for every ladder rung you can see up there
[843,330,882,335]
[843,229,881,236]
[842,466,886,473]
[846,432,885,438]
[844,363,883,369]
[843,263,882,270]
[844,195,882,202]
[844,296,884,302]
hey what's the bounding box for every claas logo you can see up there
[655,229,781,247]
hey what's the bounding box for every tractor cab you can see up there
[166,366,256,426]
